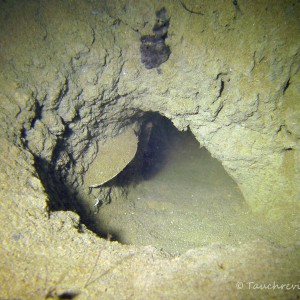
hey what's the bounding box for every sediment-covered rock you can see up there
[0,0,299,298]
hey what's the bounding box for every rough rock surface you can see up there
[0,0,299,299]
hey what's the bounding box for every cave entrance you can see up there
[94,112,251,253]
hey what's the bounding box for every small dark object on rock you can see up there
[46,288,79,299]
[140,36,171,69]
[140,7,171,69]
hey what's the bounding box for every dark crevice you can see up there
[30,101,44,128]
[20,127,28,148]
[213,102,224,119]
[276,124,285,134]
[34,155,71,212]
[213,73,228,103]
[33,122,77,212]
[283,78,290,94]
[178,0,204,15]
[218,80,224,98]
[216,72,228,79]
[115,112,174,186]
[33,148,103,236]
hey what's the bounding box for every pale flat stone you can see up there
[84,128,138,188]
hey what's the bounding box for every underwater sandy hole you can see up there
[33,110,296,254]
[88,113,281,254]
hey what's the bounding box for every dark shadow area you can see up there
[34,156,77,212]
[86,112,182,241]
[140,114,172,180]
[34,153,116,239]
[94,114,251,253]
[115,112,177,186]
[34,110,244,249]
[32,134,110,238]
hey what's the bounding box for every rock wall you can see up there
[1,0,299,213]
[0,0,299,298]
